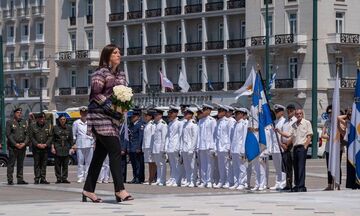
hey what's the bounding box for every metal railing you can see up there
[340,33,360,44]
[127,47,142,55]
[189,83,202,91]
[185,4,202,13]
[32,5,44,15]
[251,36,266,46]
[206,2,224,11]
[76,87,89,95]
[275,79,294,88]
[86,15,93,24]
[227,0,246,9]
[275,34,294,44]
[59,88,71,96]
[129,85,143,94]
[208,82,224,91]
[4,87,24,97]
[58,51,72,60]
[128,10,142,19]
[165,6,181,16]
[206,41,224,50]
[341,78,356,88]
[17,8,30,17]
[185,42,202,51]
[227,39,246,48]
[75,50,89,59]
[228,81,245,90]
[69,16,76,25]
[165,44,181,53]
[146,46,161,54]
[109,13,124,21]
[146,8,161,18]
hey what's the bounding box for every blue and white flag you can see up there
[348,70,360,184]
[245,72,273,161]
[269,73,276,89]
[11,80,19,97]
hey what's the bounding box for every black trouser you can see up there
[282,150,293,188]
[121,154,128,183]
[346,148,360,189]
[84,133,125,192]
[129,152,145,182]
[7,147,26,182]
[325,151,343,185]
[293,145,307,189]
[55,155,69,181]
[33,150,48,181]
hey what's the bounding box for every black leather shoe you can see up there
[7,181,14,185]
[34,180,40,184]
[128,179,136,184]
[62,180,71,184]
[298,187,307,192]
[40,180,50,184]
[55,180,62,184]
[17,180,28,185]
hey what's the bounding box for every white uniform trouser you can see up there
[217,152,230,185]
[212,154,219,184]
[98,156,110,181]
[77,147,94,179]
[167,152,181,184]
[253,157,268,189]
[199,150,213,184]
[247,161,252,187]
[228,157,234,186]
[271,152,286,188]
[154,153,167,184]
[232,153,247,186]
[182,152,196,184]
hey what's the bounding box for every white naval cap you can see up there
[217,104,229,112]
[273,104,286,111]
[184,107,195,115]
[168,105,180,112]
[225,105,235,112]
[202,103,214,110]
[235,107,249,115]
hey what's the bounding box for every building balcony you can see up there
[146,8,161,18]
[275,79,294,88]
[55,87,90,96]
[227,81,245,90]
[127,47,142,55]
[109,12,124,21]
[146,45,161,54]
[165,6,181,16]
[165,44,181,53]
[35,34,44,43]
[2,9,15,19]
[128,10,142,20]
[227,0,246,9]
[275,34,294,45]
[189,83,202,91]
[185,42,202,51]
[3,60,50,74]
[129,85,143,93]
[341,78,356,88]
[327,33,360,53]
[208,82,224,91]
[69,16,76,26]
[6,38,15,46]
[227,39,245,48]
[185,4,202,13]
[21,36,30,44]
[206,41,224,50]
[55,50,100,63]
[32,5,44,16]
[17,8,30,18]
[147,85,162,92]
[86,15,93,24]
[251,36,266,46]
[5,87,48,99]
[206,2,224,11]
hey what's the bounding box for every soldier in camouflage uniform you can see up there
[6,107,29,185]
[51,115,75,184]
[29,112,53,184]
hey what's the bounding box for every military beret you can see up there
[274,104,285,112]
[286,104,296,110]
[13,107,22,113]
[202,104,214,110]
[217,105,229,112]
[79,106,88,112]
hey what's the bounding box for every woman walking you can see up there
[82,44,133,203]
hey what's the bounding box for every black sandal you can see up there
[115,194,134,202]
[82,192,102,203]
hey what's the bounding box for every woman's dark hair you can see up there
[326,105,332,114]
[98,44,121,70]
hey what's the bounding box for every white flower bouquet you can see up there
[111,85,134,113]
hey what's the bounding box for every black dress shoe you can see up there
[291,187,299,192]
[17,180,28,185]
[128,179,136,184]
[55,180,62,184]
[34,180,40,184]
[298,187,307,192]
[40,180,50,184]
[62,180,71,184]
[7,181,14,185]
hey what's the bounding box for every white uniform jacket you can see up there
[180,119,198,153]
[267,116,286,154]
[142,120,155,151]
[165,118,182,153]
[152,119,168,154]
[230,119,248,155]
[72,119,94,148]
[197,115,217,151]
[215,117,231,152]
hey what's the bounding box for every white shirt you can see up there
[152,119,168,154]
[180,119,198,153]
[165,118,182,153]
[72,119,94,148]
[142,120,155,150]
[268,116,286,154]
[215,117,231,152]
[230,119,248,155]
[197,115,217,151]
[281,116,297,143]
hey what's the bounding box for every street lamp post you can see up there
[311,0,318,158]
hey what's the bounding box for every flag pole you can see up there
[257,64,286,172]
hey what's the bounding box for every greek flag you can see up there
[348,70,360,184]
[11,80,19,97]
[245,72,273,161]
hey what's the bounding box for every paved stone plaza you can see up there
[0,159,359,216]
